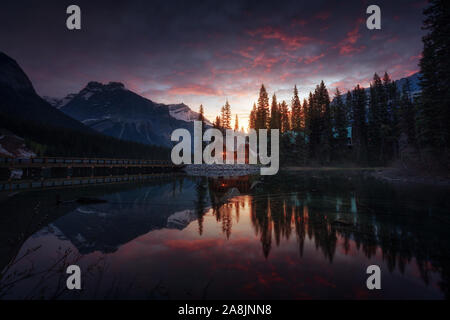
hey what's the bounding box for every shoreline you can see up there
[283,166,450,186]
[370,168,450,187]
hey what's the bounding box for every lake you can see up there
[0,171,449,299]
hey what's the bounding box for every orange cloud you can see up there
[168,84,222,96]
[304,53,325,65]
[335,19,366,56]
[248,26,312,51]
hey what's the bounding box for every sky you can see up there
[0,0,427,129]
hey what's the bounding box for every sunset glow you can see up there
[0,1,425,129]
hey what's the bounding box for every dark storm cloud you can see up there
[0,0,426,123]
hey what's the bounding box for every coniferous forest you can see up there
[212,0,449,172]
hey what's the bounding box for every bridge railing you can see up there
[0,173,180,192]
[0,157,175,166]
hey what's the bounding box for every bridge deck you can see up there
[0,173,181,192]
[0,157,178,168]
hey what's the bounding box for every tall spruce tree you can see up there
[307,91,318,159]
[352,84,368,164]
[198,104,205,122]
[213,115,222,129]
[280,100,290,133]
[221,100,232,129]
[368,73,384,163]
[291,85,302,131]
[345,90,353,126]
[317,81,333,163]
[400,79,417,146]
[333,88,348,159]
[269,94,281,129]
[249,103,257,129]
[198,104,206,151]
[417,0,450,158]
[256,84,269,130]
[220,105,226,127]
[302,99,309,138]
[386,75,400,160]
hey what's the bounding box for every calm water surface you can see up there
[0,172,449,299]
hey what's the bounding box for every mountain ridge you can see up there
[0,52,93,133]
[52,81,198,147]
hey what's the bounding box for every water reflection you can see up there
[0,172,449,299]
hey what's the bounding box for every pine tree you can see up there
[249,103,257,129]
[345,90,353,125]
[302,99,309,138]
[307,91,317,159]
[399,79,417,146]
[344,90,353,156]
[221,100,232,129]
[387,77,400,160]
[367,73,384,163]
[291,85,302,131]
[256,84,269,130]
[352,84,368,164]
[198,104,205,122]
[214,115,222,129]
[234,114,239,131]
[317,81,333,163]
[280,100,290,133]
[333,88,348,159]
[198,104,206,152]
[269,94,280,129]
[220,106,226,127]
[417,0,450,158]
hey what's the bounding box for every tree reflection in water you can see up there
[205,173,450,298]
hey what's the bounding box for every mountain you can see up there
[0,52,92,133]
[43,93,77,109]
[331,72,421,105]
[394,72,421,96]
[0,52,170,159]
[52,82,199,147]
[168,103,212,125]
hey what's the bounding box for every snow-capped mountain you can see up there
[167,209,198,229]
[168,103,212,125]
[394,72,421,96]
[51,81,198,147]
[43,93,77,109]
[48,89,210,125]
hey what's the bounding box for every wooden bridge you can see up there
[0,156,183,192]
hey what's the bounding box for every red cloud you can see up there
[247,26,312,51]
[335,19,366,56]
[304,53,325,65]
[252,53,280,69]
[168,84,222,96]
[291,18,308,27]
[314,11,331,21]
